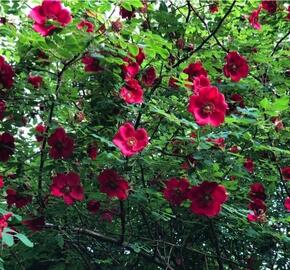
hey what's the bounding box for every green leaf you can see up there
[2,231,14,247]
[15,233,34,247]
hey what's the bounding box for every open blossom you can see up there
[183,61,208,80]
[113,122,148,157]
[188,181,228,217]
[0,176,3,188]
[0,213,12,238]
[87,200,100,214]
[50,172,84,205]
[77,20,94,32]
[0,56,14,89]
[249,183,266,201]
[98,169,129,200]
[6,189,32,208]
[281,167,290,180]
[120,78,144,104]
[29,0,72,36]
[48,128,74,159]
[223,51,249,82]
[35,123,46,142]
[122,59,140,78]
[247,198,267,223]
[188,86,228,127]
[249,6,262,30]
[284,197,290,212]
[244,158,254,173]
[142,66,156,87]
[0,132,15,162]
[261,1,277,14]
[28,74,43,88]
[0,100,6,120]
[22,216,45,232]
[193,75,210,94]
[163,178,190,206]
[82,55,102,72]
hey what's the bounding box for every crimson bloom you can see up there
[223,51,249,82]
[28,74,43,88]
[163,178,190,206]
[193,75,210,94]
[261,1,277,14]
[87,199,100,214]
[183,61,208,80]
[113,122,149,157]
[98,169,129,200]
[6,189,32,208]
[188,181,228,217]
[244,158,254,174]
[48,128,74,159]
[82,55,102,72]
[0,99,6,120]
[29,0,72,36]
[231,93,245,108]
[22,216,45,232]
[35,123,46,142]
[122,59,140,78]
[77,20,94,32]
[112,19,122,32]
[0,213,12,238]
[247,198,267,223]
[0,56,14,89]
[100,210,114,223]
[50,172,84,205]
[281,167,290,180]
[284,197,290,212]
[249,6,262,30]
[142,66,156,87]
[206,137,226,149]
[0,176,3,188]
[249,183,266,200]
[119,6,135,19]
[135,48,145,65]
[120,78,144,104]
[209,4,218,13]
[271,117,284,131]
[188,86,228,127]
[0,132,15,162]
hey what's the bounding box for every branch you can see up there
[271,30,290,57]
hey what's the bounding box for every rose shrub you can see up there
[0,0,289,269]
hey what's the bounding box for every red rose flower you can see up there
[77,20,94,32]
[271,117,284,131]
[112,19,122,32]
[22,216,45,232]
[82,55,102,72]
[0,176,4,188]
[98,169,129,200]
[119,6,135,19]
[48,128,74,159]
[229,145,240,153]
[281,167,290,180]
[183,61,208,80]
[50,172,84,205]
[188,181,228,217]
[29,0,72,36]
[193,75,210,94]
[87,143,98,160]
[209,4,219,13]
[0,132,15,162]
[261,1,277,14]
[284,197,290,212]
[287,6,290,21]
[244,158,254,174]
[249,6,262,30]
[113,122,149,157]
[249,183,266,201]
[188,86,228,127]
[223,51,249,82]
[87,199,100,214]
[122,59,140,78]
[206,137,225,149]
[28,74,43,88]
[100,210,114,223]
[163,178,190,206]
[168,77,179,89]
[142,66,156,87]
[0,99,6,120]
[0,56,14,89]
[120,78,144,104]
[247,198,267,223]
[135,48,145,65]
[181,156,196,170]
[6,189,32,208]
[35,123,46,142]
[0,213,12,238]
[231,93,245,108]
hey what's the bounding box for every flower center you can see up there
[202,103,215,114]
[127,137,137,147]
[55,141,63,151]
[62,185,71,194]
